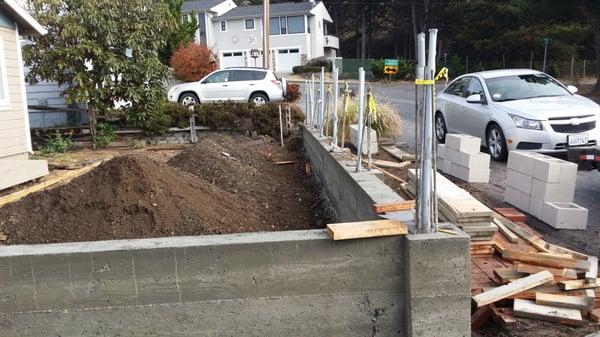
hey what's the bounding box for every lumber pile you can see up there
[470,208,599,330]
[407,169,497,241]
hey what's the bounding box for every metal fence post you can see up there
[355,67,366,172]
[319,67,325,137]
[278,105,284,147]
[332,65,339,146]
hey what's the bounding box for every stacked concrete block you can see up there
[505,151,586,230]
[542,202,588,230]
[349,124,378,155]
[437,134,490,183]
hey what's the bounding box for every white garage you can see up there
[275,48,301,73]
[220,51,245,68]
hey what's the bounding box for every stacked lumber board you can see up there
[470,208,599,330]
[407,169,497,240]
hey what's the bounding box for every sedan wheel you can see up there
[435,113,447,143]
[487,125,508,161]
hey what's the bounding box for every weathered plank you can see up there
[472,271,554,307]
[471,305,492,331]
[558,278,600,291]
[513,299,584,326]
[535,293,592,311]
[490,304,516,326]
[493,215,549,252]
[493,218,519,243]
[586,256,598,284]
[372,200,415,213]
[326,220,408,241]
[515,262,580,280]
[502,249,592,271]
[590,308,600,323]
[493,268,528,284]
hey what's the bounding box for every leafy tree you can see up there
[578,0,600,88]
[23,0,177,146]
[170,43,217,82]
[159,0,198,65]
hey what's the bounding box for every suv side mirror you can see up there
[567,85,578,94]
[200,79,207,84]
[466,94,483,104]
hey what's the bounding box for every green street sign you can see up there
[384,59,399,67]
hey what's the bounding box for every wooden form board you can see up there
[372,200,415,213]
[513,299,584,326]
[326,220,407,241]
[493,268,527,284]
[382,145,415,161]
[502,249,592,271]
[559,278,600,291]
[586,256,599,284]
[493,214,549,252]
[493,218,518,243]
[535,293,592,311]
[371,159,411,169]
[472,270,554,307]
[515,263,580,280]
[490,305,516,326]
[590,308,600,323]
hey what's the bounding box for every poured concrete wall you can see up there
[0,127,471,337]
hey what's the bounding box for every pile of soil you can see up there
[0,155,266,244]
[0,133,334,245]
[168,133,334,232]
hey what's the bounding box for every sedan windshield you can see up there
[485,74,570,102]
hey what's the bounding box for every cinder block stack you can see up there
[437,134,490,183]
[505,151,587,230]
[349,124,378,155]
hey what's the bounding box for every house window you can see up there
[198,13,207,45]
[220,20,227,32]
[269,17,280,35]
[287,16,305,34]
[245,18,255,30]
[0,37,9,106]
[280,17,287,34]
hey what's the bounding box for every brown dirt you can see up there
[168,132,334,232]
[0,133,333,245]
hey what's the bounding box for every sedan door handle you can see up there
[222,84,228,87]
[249,83,255,86]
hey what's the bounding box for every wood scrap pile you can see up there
[406,169,497,241]
[470,207,600,330]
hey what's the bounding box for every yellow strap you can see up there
[415,79,435,85]
[368,93,377,121]
[435,67,449,81]
[327,83,333,95]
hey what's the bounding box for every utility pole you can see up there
[542,37,551,73]
[263,0,270,69]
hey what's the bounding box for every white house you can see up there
[181,0,339,73]
[0,0,48,190]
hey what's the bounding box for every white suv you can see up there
[167,68,286,106]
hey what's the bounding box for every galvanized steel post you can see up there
[332,66,339,146]
[355,67,366,172]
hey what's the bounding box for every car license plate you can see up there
[568,134,589,147]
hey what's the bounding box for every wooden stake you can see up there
[372,200,415,213]
[326,220,407,241]
[472,271,554,307]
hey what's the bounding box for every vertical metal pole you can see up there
[188,105,197,143]
[418,29,437,234]
[583,60,586,78]
[366,89,372,170]
[304,80,309,124]
[340,81,349,148]
[332,66,339,146]
[355,67,365,172]
[542,39,548,73]
[324,85,330,136]
[263,0,270,69]
[415,32,426,230]
[278,105,284,147]
[319,67,325,136]
[310,74,315,127]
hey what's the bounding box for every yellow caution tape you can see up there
[327,83,333,96]
[415,79,435,85]
[435,67,449,81]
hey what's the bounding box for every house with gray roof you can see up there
[181,0,338,73]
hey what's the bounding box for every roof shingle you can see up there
[218,1,318,19]
[182,0,228,13]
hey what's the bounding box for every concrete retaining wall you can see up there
[0,127,471,337]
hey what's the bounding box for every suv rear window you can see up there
[251,71,267,80]
[231,70,253,81]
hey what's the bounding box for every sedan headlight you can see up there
[509,114,543,130]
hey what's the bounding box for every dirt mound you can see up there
[0,155,265,244]
[168,133,333,231]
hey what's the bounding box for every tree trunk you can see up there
[361,11,366,59]
[595,31,600,89]
[411,1,418,58]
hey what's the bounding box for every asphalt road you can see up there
[297,80,600,254]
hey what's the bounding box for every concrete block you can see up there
[504,186,530,212]
[445,147,461,164]
[455,152,490,169]
[349,124,378,155]
[532,157,563,183]
[506,169,533,194]
[560,161,578,184]
[438,158,452,173]
[507,151,536,176]
[437,144,447,160]
[445,134,481,153]
[450,163,490,183]
[528,195,544,219]
[542,202,588,230]
[530,178,575,202]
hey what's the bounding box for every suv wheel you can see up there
[250,93,268,106]
[179,92,198,106]
[435,113,447,143]
[487,124,508,161]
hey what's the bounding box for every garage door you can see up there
[221,51,245,68]
[275,48,301,73]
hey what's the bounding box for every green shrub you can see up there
[41,134,73,154]
[293,65,322,74]
[141,103,173,135]
[305,56,331,71]
[162,102,192,128]
[94,122,116,148]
